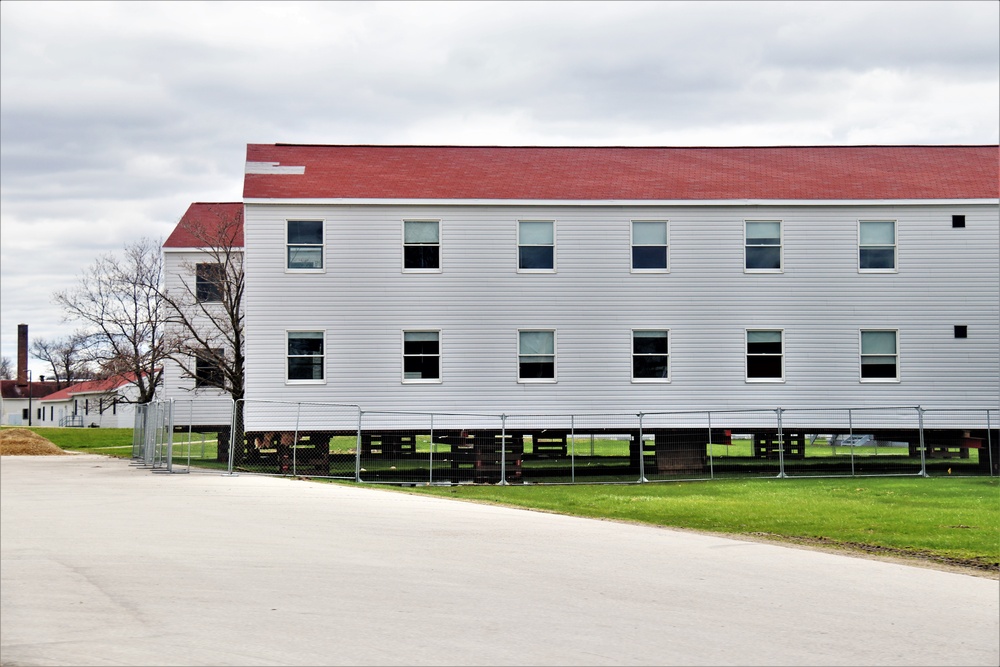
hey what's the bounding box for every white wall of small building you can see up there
[242,201,999,425]
[160,247,239,426]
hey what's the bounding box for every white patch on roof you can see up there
[245,161,305,175]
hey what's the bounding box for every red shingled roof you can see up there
[163,203,244,248]
[243,144,999,201]
[40,374,140,402]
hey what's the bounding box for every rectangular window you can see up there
[860,330,898,381]
[632,330,669,381]
[859,220,896,271]
[402,331,440,382]
[518,330,556,381]
[952,215,966,228]
[195,348,225,389]
[287,220,324,270]
[195,263,224,302]
[518,221,555,271]
[746,330,783,381]
[631,221,669,272]
[287,331,325,382]
[745,220,782,271]
[403,220,440,271]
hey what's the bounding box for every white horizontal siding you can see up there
[159,249,237,425]
[243,203,999,418]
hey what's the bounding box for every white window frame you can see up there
[517,220,556,273]
[631,329,670,383]
[859,329,899,383]
[401,329,442,384]
[402,220,442,273]
[745,329,785,383]
[858,220,897,273]
[286,220,325,273]
[631,220,670,273]
[517,329,557,383]
[744,220,783,273]
[286,330,326,384]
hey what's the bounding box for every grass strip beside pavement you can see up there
[391,476,1000,575]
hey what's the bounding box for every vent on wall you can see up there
[954,325,968,338]
[952,215,966,228]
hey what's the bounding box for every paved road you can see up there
[2,454,998,667]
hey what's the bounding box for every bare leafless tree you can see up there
[53,238,166,403]
[158,205,245,404]
[0,356,12,380]
[30,333,93,384]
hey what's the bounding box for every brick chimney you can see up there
[16,323,28,387]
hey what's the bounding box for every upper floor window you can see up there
[518,330,556,381]
[631,221,669,272]
[860,330,898,381]
[518,221,555,271]
[745,220,782,272]
[195,348,225,389]
[287,220,324,270]
[632,330,669,381]
[858,220,896,272]
[195,263,224,302]
[402,331,441,382]
[403,220,440,271]
[746,329,783,381]
[287,331,325,382]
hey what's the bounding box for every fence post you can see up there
[707,411,714,479]
[427,414,434,485]
[499,414,508,485]
[355,410,363,482]
[638,413,646,483]
[292,401,301,477]
[918,406,928,477]
[987,409,995,477]
[570,415,575,484]
[166,399,175,473]
[848,408,855,476]
[776,408,787,478]
[226,400,238,476]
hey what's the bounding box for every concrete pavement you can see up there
[2,454,998,666]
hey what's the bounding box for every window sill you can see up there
[745,378,785,383]
[632,378,671,384]
[517,379,557,384]
[402,268,442,274]
[285,268,326,274]
[630,269,670,274]
[402,379,442,384]
[285,380,327,385]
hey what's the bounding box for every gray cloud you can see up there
[1,0,997,371]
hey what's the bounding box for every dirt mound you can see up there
[0,428,68,456]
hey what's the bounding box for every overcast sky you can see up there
[1,0,997,377]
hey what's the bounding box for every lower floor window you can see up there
[195,348,226,389]
[288,331,325,381]
[746,330,783,381]
[403,331,440,381]
[860,330,898,380]
[632,330,669,380]
[518,330,556,381]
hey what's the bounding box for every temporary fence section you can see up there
[235,399,361,478]
[131,400,174,471]
[135,400,998,483]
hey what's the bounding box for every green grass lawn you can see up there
[387,476,999,573]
